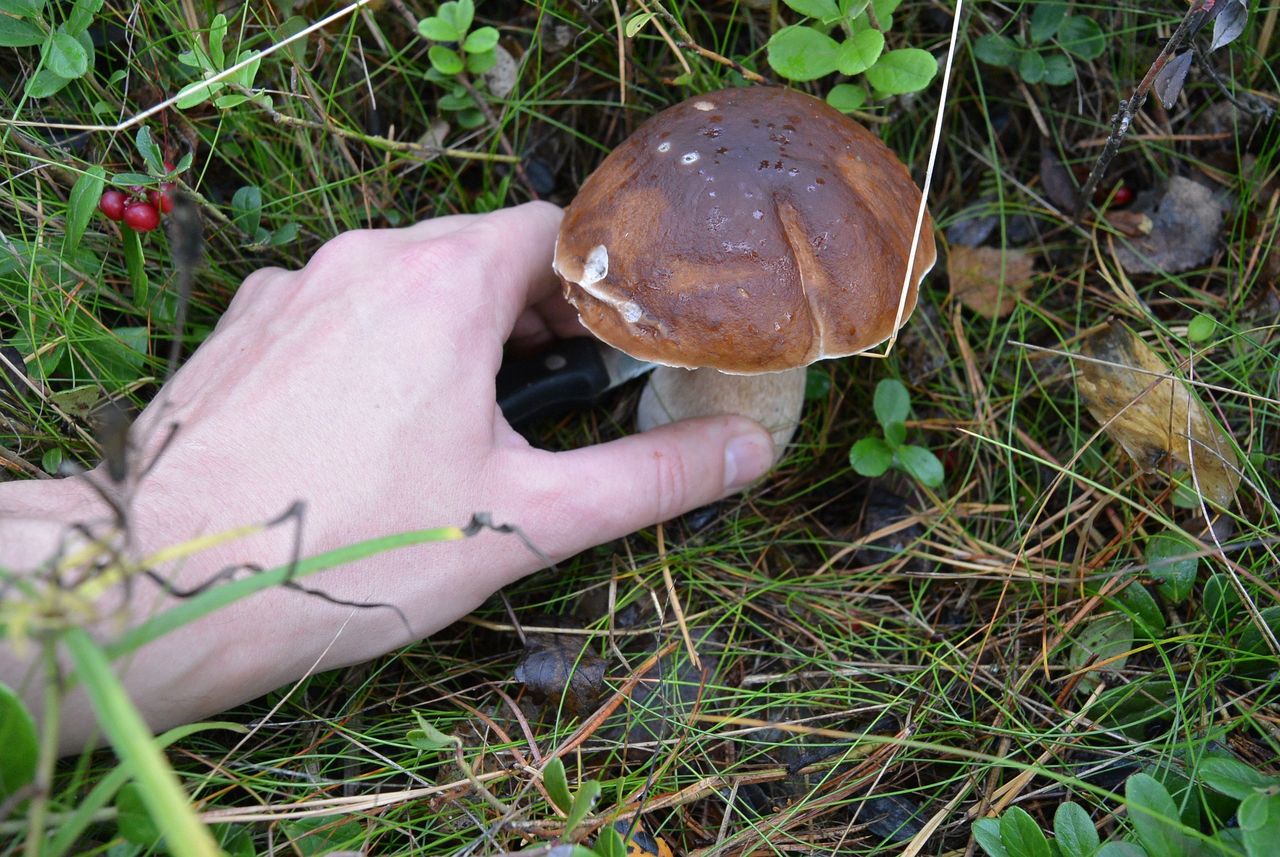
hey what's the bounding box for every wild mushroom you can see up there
[553,85,936,460]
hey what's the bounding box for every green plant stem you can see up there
[62,628,221,857]
[259,103,519,163]
[23,645,61,857]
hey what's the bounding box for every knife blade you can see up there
[497,337,656,428]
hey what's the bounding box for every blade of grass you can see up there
[47,721,246,857]
[106,525,466,657]
[62,628,220,857]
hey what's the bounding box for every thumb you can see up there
[502,416,775,559]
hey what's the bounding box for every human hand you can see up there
[4,202,775,750]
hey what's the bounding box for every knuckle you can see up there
[395,237,457,282]
[303,229,370,274]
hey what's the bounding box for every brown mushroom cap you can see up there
[553,85,936,374]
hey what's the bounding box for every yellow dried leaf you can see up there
[1076,323,1240,508]
[948,245,1035,319]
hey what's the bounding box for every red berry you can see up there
[163,160,176,173]
[99,189,127,221]
[147,183,175,214]
[123,201,161,232]
[1111,185,1134,206]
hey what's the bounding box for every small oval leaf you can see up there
[864,48,938,95]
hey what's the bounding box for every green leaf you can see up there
[1018,50,1046,84]
[840,0,870,17]
[135,126,164,174]
[270,222,300,246]
[466,47,497,73]
[1239,791,1269,830]
[208,13,227,69]
[231,185,263,235]
[111,171,156,187]
[973,818,1010,857]
[1067,614,1133,692]
[213,92,252,109]
[463,26,498,53]
[782,0,840,20]
[543,757,573,813]
[42,446,63,474]
[850,436,893,477]
[1030,1,1068,44]
[1201,572,1240,629]
[1054,802,1100,857]
[277,15,310,65]
[837,27,884,75]
[175,77,223,109]
[864,48,937,94]
[1095,844,1148,857]
[66,0,104,35]
[593,825,630,857]
[117,782,162,846]
[418,15,458,42]
[565,779,601,838]
[1043,53,1076,85]
[407,712,458,751]
[1109,579,1166,639]
[1187,313,1217,343]
[1127,772,1194,857]
[439,0,474,37]
[44,29,87,78]
[884,420,907,447]
[0,14,44,46]
[766,25,840,81]
[429,44,464,75]
[973,33,1018,66]
[63,165,105,256]
[624,12,654,37]
[873,378,910,428]
[1146,532,1199,605]
[897,445,944,488]
[826,83,867,112]
[1059,15,1105,60]
[0,682,38,800]
[122,225,148,306]
[1000,807,1052,857]
[1,0,45,17]
[1242,794,1280,857]
[1199,757,1280,800]
[25,68,71,98]
[230,49,261,88]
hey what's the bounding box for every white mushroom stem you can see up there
[636,366,807,462]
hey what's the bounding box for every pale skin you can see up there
[0,202,775,754]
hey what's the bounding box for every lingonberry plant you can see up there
[96,127,187,235]
[417,0,501,129]
[848,378,945,488]
[764,0,938,113]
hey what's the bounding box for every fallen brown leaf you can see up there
[1077,323,1240,508]
[515,633,608,716]
[948,245,1035,319]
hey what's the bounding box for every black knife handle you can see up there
[497,337,611,428]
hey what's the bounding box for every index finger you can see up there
[445,201,566,337]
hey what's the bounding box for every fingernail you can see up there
[723,428,774,491]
